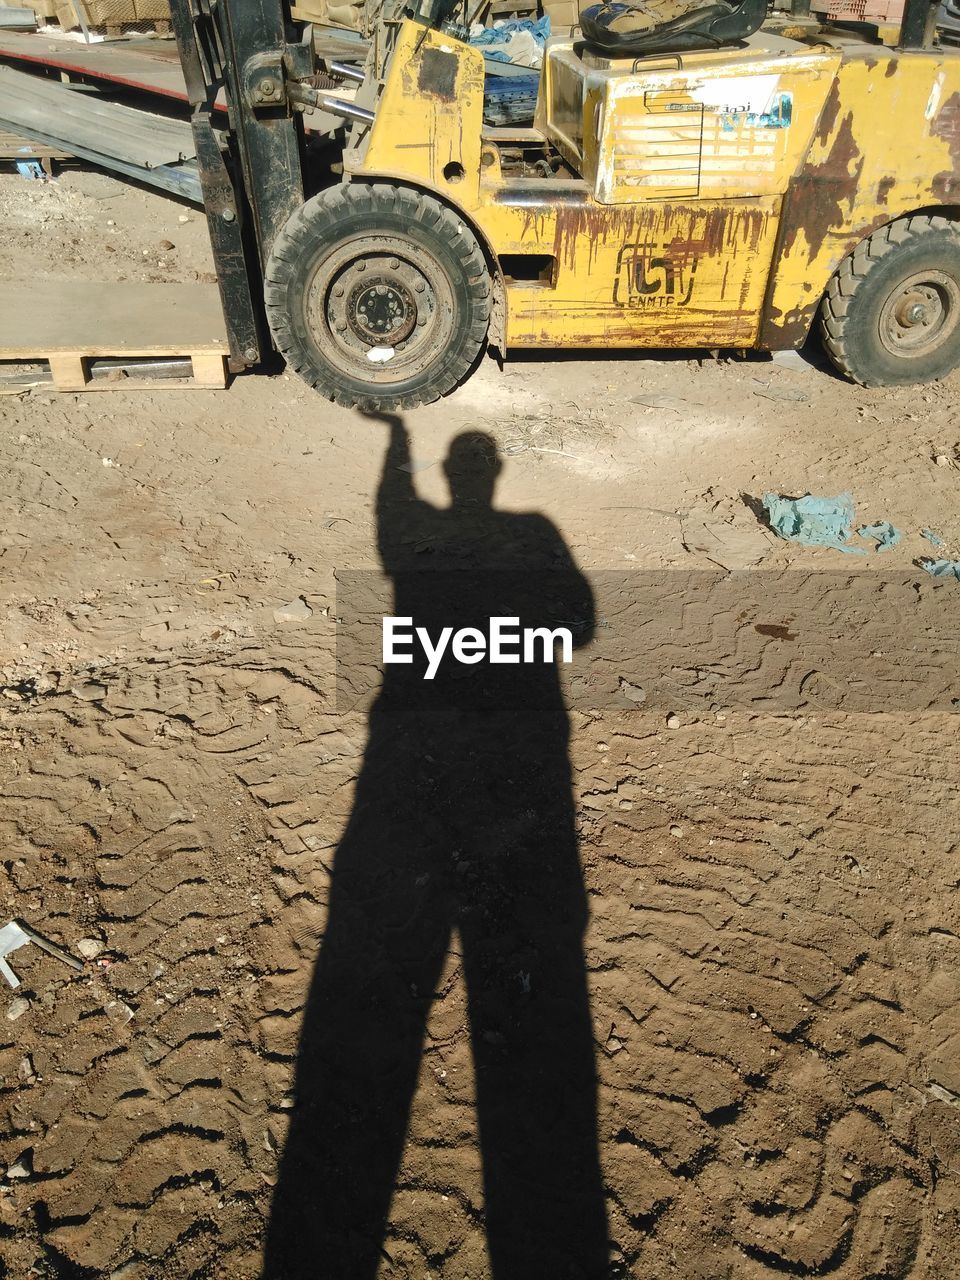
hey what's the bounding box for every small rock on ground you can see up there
[273,597,313,624]
[7,997,30,1022]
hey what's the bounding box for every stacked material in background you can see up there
[0,0,170,30]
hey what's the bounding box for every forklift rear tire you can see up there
[264,182,491,410]
[820,214,960,386]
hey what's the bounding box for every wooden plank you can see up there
[0,132,68,155]
[4,356,230,392]
[0,281,227,358]
[48,353,87,390]
[0,128,68,173]
[190,353,227,387]
[47,370,227,391]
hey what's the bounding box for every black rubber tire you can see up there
[819,214,960,386]
[264,182,491,410]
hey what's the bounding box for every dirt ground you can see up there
[1,168,959,1280]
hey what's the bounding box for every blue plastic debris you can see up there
[762,492,866,554]
[921,529,946,548]
[477,17,549,123]
[920,558,960,580]
[471,16,550,62]
[857,521,902,552]
[15,160,43,180]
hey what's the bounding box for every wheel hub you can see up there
[880,271,959,358]
[347,278,417,345]
[894,290,940,330]
[305,232,457,389]
[901,300,930,326]
[317,246,442,378]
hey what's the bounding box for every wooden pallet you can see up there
[0,280,229,391]
[44,10,173,37]
[0,127,68,175]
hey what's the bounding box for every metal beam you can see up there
[0,113,203,200]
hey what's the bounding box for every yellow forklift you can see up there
[170,0,960,407]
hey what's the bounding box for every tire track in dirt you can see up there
[0,660,289,1278]
[0,619,958,1277]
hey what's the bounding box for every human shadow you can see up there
[263,414,608,1279]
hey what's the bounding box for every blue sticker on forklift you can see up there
[720,91,792,131]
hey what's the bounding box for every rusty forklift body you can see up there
[171,0,960,406]
[353,21,960,350]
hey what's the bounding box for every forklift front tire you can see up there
[264,183,492,410]
[819,214,960,386]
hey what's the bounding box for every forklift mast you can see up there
[168,0,307,370]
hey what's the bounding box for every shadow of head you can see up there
[358,410,502,507]
[444,431,501,507]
